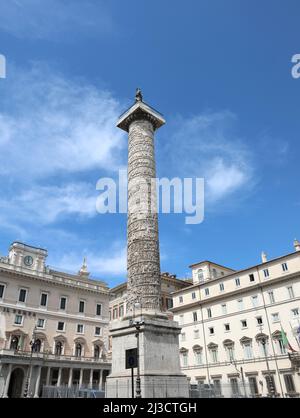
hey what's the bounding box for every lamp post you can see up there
[230,360,247,397]
[132,302,143,398]
[260,335,275,398]
[23,325,37,398]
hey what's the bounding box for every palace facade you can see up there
[0,242,111,398]
[171,240,300,397]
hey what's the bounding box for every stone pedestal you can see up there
[106,316,189,398]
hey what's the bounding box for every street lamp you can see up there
[132,302,143,398]
[260,335,275,398]
[23,325,37,398]
[230,359,247,397]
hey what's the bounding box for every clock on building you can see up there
[24,255,34,266]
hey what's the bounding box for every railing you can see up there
[181,353,291,370]
[0,349,111,363]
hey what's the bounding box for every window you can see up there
[256,316,263,325]
[292,308,299,317]
[263,269,269,278]
[60,297,66,310]
[14,314,23,325]
[192,292,196,300]
[243,342,253,359]
[75,343,82,357]
[268,291,275,304]
[219,283,224,292]
[235,278,240,287]
[57,321,65,331]
[37,318,45,328]
[271,313,280,323]
[249,377,259,396]
[213,379,222,397]
[209,327,214,335]
[77,324,84,334]
[181,352,188,367]
[226,346,235,361]
[166,298,173,309]
[212,268,217,278]
[252,295,258,307]
[94,345,100,359]
[0,284,5,299]
[265,375,276,394]
[40,293,48,307]
[284,374,296,393]
[287,286,295,299]
[237,299,244,311]
[194,329,200,339]
[179,315,184,325]
[249,273,255,282]
[33,339,41,353]
[224,323,230,332]
[181,333,186,341]
[79,300,85,313]
[55,341,63,356]
[230,378,240,396]
[179,296,183,303]
[197,269,204,282]
[282,263,288,272]
[18,288,27,303]
[210,349,218,363]
[113,307,118,319]
[278,339,286,355]
[10,336,19,350]
[95,303,102,316]
[221,304,227,315]
[95,327,101,336]
[241,320,247,328]
[119,305,124,317]
[207,308,212,318]
[205,288,209,296]
[193,312,198,322]
[194,350,202,365]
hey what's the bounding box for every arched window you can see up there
[55,341,63,356]
[197,269,204,282]
[94,345,100,359]
[75,343,82,357]
[33,339,41,353]
[10,336,19,350]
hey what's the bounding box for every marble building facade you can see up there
[0,242,111,398]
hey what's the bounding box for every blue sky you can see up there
[0,0,299,286]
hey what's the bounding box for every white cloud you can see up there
[0,0,113,40]
[164,111,254,205]
[53,242,127,277]
[0,64,124,179]
[0,182,97,225]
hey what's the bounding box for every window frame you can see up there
[37,318,45,329]
[79,300,85,314]
[0,283,6,299]
[96,303,102,316]
[14,314,23,326]
[40,292,48,308]
[60,296,67,311]
[76,324,84,334]
[57,321,65,332]
[18,288,27,303]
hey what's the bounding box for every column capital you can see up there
[117,100,165,132]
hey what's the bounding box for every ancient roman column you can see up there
[117,89,166,314]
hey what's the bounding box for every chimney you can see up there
[261,251,267,263]
[294,239,300,252]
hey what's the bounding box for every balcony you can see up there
[0,349,111,364]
